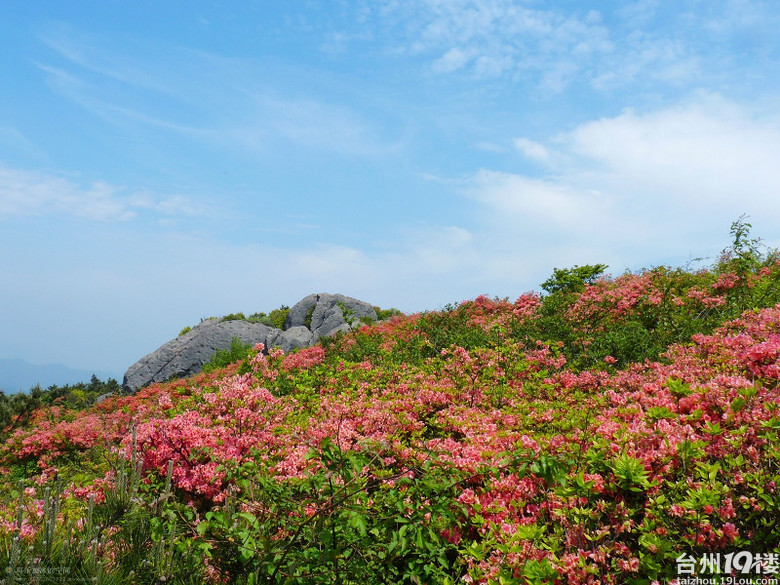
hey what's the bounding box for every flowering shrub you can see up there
[1,230,779,583]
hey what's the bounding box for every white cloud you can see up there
[473,54,513,78]
[432,47,472,73]
[375,1,777,96]
[382,0,611,86]
[461,95,780,274]
[513,137,551,162]
[467,169,612,230]
[399,224,477,273]
[0,166,203,222]
[289,244,374,282]
[701,0,780,37]
[9,94,778,374]
[566,95,780,210]
[617,0,660,27]
[590,34,698,91]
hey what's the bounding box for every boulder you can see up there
[265,326,313,352]
[285,293,377,341]
[122,319,275,392]
[122,293,378,392]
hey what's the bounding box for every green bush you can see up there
[0,376,121,441]
[268,306,290,329]
[242,306,290,329]
[0,438,205,584]
[198,440,468,584]
[221,312,247,322]
[540,263,608,294]
[6,219,780,584]
[201,338,254,374]
[374,306,404,321]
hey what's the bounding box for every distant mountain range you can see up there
[0,358,118,393]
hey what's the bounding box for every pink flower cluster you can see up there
[280,345,325,371]
[2,283,780,583]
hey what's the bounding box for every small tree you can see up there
[540,264,608,295]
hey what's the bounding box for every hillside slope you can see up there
[1,224,779,584]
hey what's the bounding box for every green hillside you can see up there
[1,219,779,584]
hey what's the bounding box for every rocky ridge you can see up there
[122,293,376,392]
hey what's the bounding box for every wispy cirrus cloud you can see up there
[372,0,776,97]
[0,126,44,160]
[380,0,611,87]
[36,27,402,159]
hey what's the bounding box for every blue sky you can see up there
[1,1,780,379]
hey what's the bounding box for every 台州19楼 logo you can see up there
[675,552,779,584]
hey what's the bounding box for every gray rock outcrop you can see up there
[122,293,377,392]
[122,319,275,392]
[266,326,314,351]
[285,293,377,341]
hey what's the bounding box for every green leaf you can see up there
[666,378,693,397]
[703,421,724,435]
[647,406,677,422]
[236,511,259,527]
[415,527,425,549]
[515,523,545,541]
[609,454,650,489]
[348,512,368,537]
[730,397,747,413]
[761,417,780,429]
